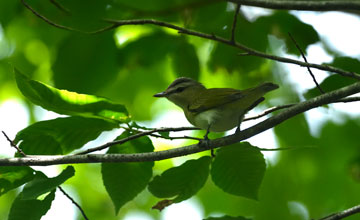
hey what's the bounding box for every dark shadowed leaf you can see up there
[0,167,35,196]
[53,32,118,94]
[14,116,118,155]
[14,69,129,122]
[148,156,211,205]
[305,56,360,98]
[101,131,154,214]
[304,74,358,99]
[261,12,319,56]
[274,114,315,148]
[8,190,55,220]
[172,38,200,79]
[211,142,265,200]
[22,166,74,200]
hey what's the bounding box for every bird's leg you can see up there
[235,115,244,134]
[199,125,215,157]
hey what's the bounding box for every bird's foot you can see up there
[235,126,241,134]
[199,135,215,157]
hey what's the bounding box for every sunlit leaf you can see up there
[8,190,55,220]
[211,142,265,200]
[101,131,154,214]
[14,116,118,155]
[0,167,35,196]
[14,68,129,122]
[22,166,74,200]
[148,156,211,205]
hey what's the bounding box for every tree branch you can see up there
[227,0,360,11]
[1,82,360,166]
[318,204,360,220]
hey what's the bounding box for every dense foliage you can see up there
[1,0,360,220]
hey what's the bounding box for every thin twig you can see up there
[256,146,315,151]
[49,0,70,14]
[230,3,241,43]
[288,33,325,94]
[58,186,89,220]
[75,127,199,155]
[21,0,84,32]
[149,133,203,141]
[243,104,295,121]
[2,131,27,157]
[318,204,360,220]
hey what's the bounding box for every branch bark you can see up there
[228,0,360,11]
[1,82,360,166]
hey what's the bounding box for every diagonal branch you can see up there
[1,81,360,166]
[318,203,360,220]
[227,0,360,11]
[288,32,325,94]
[230,3,241,42]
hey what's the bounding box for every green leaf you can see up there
[22,166,75,200]
[0,167,35,196]
[53,32,118,94]
[305,56,360,98]
[14,68,129,122]
[101,131,154,214]
[262,12,319,56]
[304,74,358,99]
[148,156,211,203]
[211,142,266,200]
[330,56,360,73]
[274,114,315,148]
[172,38,200,79]
[204,216,252,220]
[208,15,268,73]
[24,0,110,32]
[14,116,118,155]
[8,190,55,220]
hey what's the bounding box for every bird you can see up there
[154,77,278,140]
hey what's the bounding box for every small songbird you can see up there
[154,77,278,138]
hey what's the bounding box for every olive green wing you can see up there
[188,88,245,113]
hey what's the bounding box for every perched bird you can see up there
[154,77,278,138]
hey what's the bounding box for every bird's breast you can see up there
[185,108,246,132]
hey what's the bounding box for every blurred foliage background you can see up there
[1,0,360,219]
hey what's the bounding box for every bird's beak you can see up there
[153,91,167,97]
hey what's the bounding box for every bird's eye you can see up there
[176,87,185,93]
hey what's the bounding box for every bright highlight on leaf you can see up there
[101,131,154,214]
[14,68,129,122]
[148,156,211,209]
[211,142,266,200]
